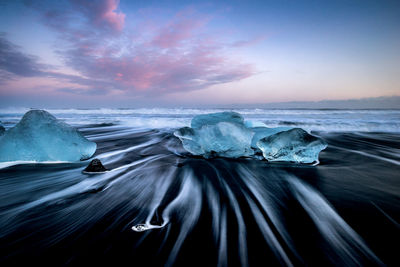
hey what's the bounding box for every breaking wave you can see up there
[1,108,399,132]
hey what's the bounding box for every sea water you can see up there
[0,108,399,266]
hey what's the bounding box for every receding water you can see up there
[0,109,399,266]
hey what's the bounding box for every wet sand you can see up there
[0,126,399,266]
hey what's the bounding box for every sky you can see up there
[0,0,399,108]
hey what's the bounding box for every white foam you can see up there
[0,160,71,169]
[1,108,399,132]
[289,178,382,265]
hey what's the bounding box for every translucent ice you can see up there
[174,121,254,158]
[244,120,267,128]
[175,112,327,163]
[131,223,164,232]
[191,111,244,129]
[0,110,97,162]
[250,126,292,149]
[257,128,327,163]
[132,224,150,232]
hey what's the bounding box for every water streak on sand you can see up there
[0,111,398,266]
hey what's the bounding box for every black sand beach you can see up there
[0,125,398,266]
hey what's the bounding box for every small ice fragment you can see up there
[132,224,150,232]
[132,222,166,232]
[257,128,327,164]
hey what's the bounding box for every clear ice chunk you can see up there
[175,112,327,163]
[174,121,254,158]
[132,223,165,232]
[256,128,327,163]
[0,110,97,162]
[191,111,244,129]
[250,126,292,149]
[132,224,150,232]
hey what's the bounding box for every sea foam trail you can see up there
[0,125,397,266]
[205,162,248,267]
[238,166,298,265]
[131,169,202,267]
[0,160,71,170]
[1,108,400,132]
[288,178,383,266]
[129,159,383,266]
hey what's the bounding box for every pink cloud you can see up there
[97,0,125,31]
[66,39,253,95]
[71,0,125,32]
[22,3,255,97]
[151,8,210,48]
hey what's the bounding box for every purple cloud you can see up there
[19,1,256,97]
[0,33,121,97]
[70,0,125,32]
[150,8,209,48]
[0,33,47,80]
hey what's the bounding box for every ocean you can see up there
[0,108,399,266]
